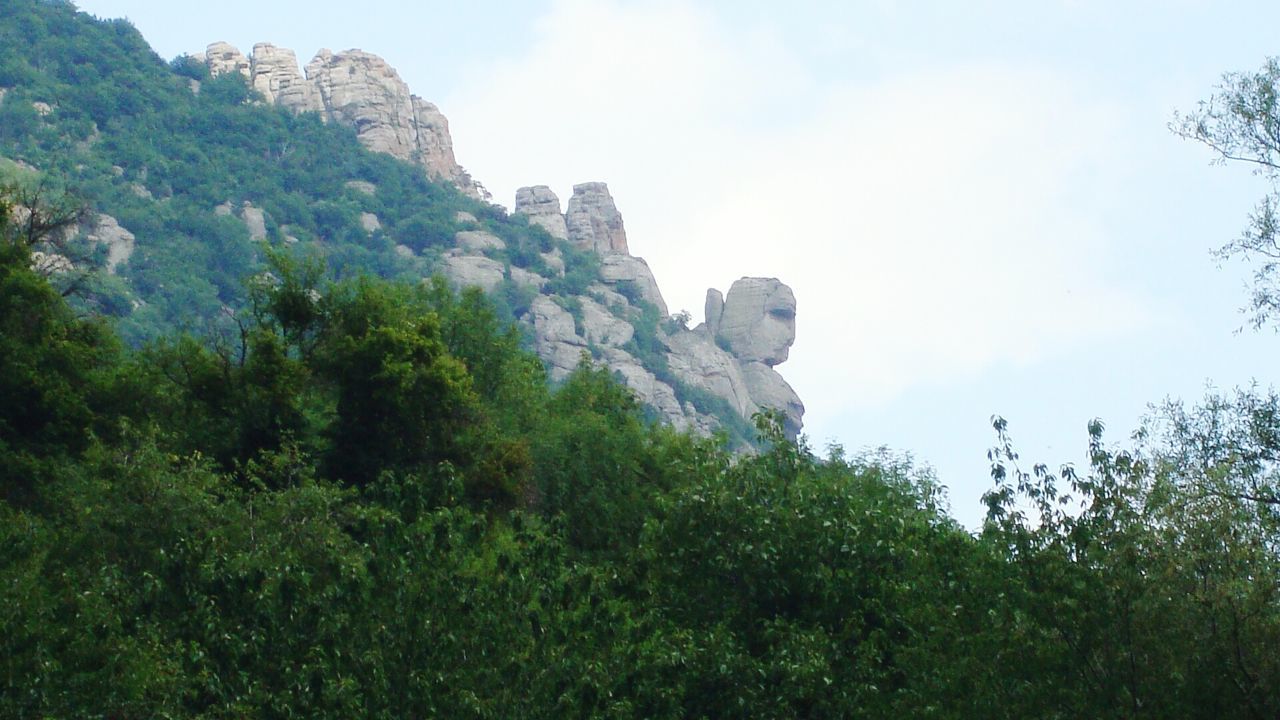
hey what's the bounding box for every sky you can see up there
[74,0,1280,527]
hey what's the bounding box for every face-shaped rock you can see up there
[714,278,796,367]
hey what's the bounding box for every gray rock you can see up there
[599,347,687,428]
[345,180,377,195]
[565,182,628,254]
[665,330,756,418]
[705,288,724,338]
[716,278,796,366]
[579,297,634,347]
[239,204,267,241]
[541,248,566,277]
[360,212,382,233]
[84,214,136,273]
[249,43,313,109]
[514,185,569,240]
[599,254,667,316]
[454,211,478,225]
[205,41,250,78]
[739,362,805,440]
[203,42,481,197]
[443,255,505,292]
[455,230,505,253]
[525,296,588,382]
[510,267,548,291]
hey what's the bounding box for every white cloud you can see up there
[444,0,1154,439]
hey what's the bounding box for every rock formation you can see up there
[713,278,796,367]
[565,182,628,254]
[513,185,568,241]
[201,42,480,198]
[195,41,807,442]
[506,184,805,440]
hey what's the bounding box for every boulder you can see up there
[455,230,505,253]
[360,212,382,233]
[239,203,267,241]
[345,180,377,195]
[443,255,505,292]
[205,41,250,78]
[565,182,628,254]
[599,254,667,316]
[716,277,796,366]
[514,185,569,241]
[84,214,136,273]
[249,43,313,109]
[510,267,548,291]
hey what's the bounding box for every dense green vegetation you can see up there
[5,1,1280,716]
[0,0,579,347]
[6,176,1280,716]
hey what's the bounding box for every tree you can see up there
[1173,58,1280,329]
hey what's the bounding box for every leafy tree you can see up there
[1173,58,1280,329]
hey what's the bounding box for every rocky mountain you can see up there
[197,40,810,440]
[509,183,805,439]
[198,42,482,199]
[5,19,804,443]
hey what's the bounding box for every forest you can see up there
[3,0,1280,717]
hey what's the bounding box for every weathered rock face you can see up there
[566,182,628,254]
[599,254,667,316]
[514,185,569,241]
[506,184,805,440]
[242,204,268,240]
[714,278,796,366]
[84,214,135,273]
[202,42,479,197]
[666,330,756,418]
[738,362,805,439]
[205,41,249,78]
[249,43,313,109]
[442,254,505,293]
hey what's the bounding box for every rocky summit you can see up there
[198,42,482,198]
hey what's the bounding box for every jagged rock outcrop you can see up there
[598,254,667,316]
[714,278,796,366]
[442,254,505,293]
[514,185,569,241]
[579,297,634,347]
[455,230,504,254]
[201,42,480,197]
[566,182,628,254]
[249,43,313,109]
[508,184,805,440]
[665,330,756,418]
[526,296,588,382]
[205,41,249,78]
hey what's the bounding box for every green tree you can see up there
[1173,57,1280,329]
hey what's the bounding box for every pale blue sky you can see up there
[75,0,1280,526]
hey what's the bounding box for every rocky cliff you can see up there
[198,42,482,198]
[506,184,805,439]
[196,41,804,440]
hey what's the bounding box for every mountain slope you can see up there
[0,0,803,442]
